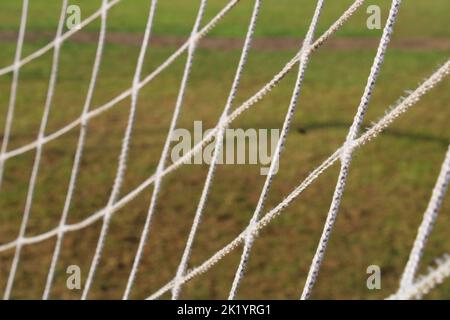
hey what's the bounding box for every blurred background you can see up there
[0,0,449,299]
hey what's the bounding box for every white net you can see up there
[0,0,449,300]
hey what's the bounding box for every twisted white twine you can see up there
[3,0,67,300]
[171,0,261,300]
[0,0,29,191]
[300,0,402,300]
[389,254,450,300]
[229,0,325,300]
[82,0,159,299]
[122,0,208,300]
[398,145,450,293]
[42,0,110,300]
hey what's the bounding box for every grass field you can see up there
[0,0,449,299]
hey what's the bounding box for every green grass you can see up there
[0,0,449,300]
[0,0,449,38]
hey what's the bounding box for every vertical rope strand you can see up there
[123,0,208,300]
[42,0,110,300]
[82,0,159,299]
[171,0,261,300]
[398,145,450,292]
[300,0,401,300]
[0,0,29,191]
[3,0,67,300]
[228,0,325,300]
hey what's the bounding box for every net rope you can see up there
[229,0,325,300]
[0,0,29,191]
[122,0,207,300]
[1,0,449,299]
[80,0,160,300]
[171,0,261,301]
[4,0,68,299]
[43,0,110,300]
[398,144,450,291]
[301,0,401,299]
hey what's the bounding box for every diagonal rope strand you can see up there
[3,0,67,300]
[42,0,110,300]
[398,144,450,293]
[228,0,325,300]
[300,0,402,300]
[171,0,261,300]
[123,0,208,300]
[81,0,159,300]
[389,254,450,300]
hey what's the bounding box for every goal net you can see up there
[0,0,449,300]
